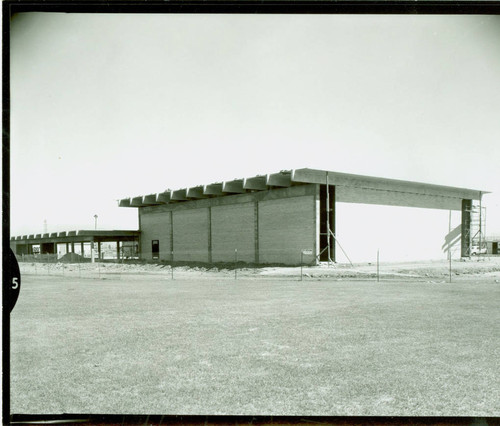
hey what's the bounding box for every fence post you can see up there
[301,251,303,281]
[171,251,174,280]
[234,249,238,280]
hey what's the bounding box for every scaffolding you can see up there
[464,192,487,257]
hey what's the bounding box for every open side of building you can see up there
[10,230,140,261]
[118,168,487,265]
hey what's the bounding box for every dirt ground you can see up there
[10,272,500,416]
[18,255,500,282]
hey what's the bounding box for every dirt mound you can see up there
[59,252,88,263]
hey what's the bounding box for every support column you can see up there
[81,242,84,256]
[98,241,101,260]
[330,185,336,262]
[116,241,120,260]
[71,242,75,253]
[319,184,336,262]
[91,238,95,263]
[461,199,472,257]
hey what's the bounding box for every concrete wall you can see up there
[139,184,317,265]
[173,208,210,262]
[140,211,172,260]
[211,202,255,263]
[336,186,463,210]
[258,196,316,264]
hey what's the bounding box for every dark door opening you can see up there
[152,240,159,260]
[493,242,498,255]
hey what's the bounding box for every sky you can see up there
[9,13,500,237]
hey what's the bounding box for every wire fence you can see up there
[15,249,500,283]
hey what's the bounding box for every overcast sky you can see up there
[9,13,500,236]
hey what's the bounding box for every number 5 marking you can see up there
[12,277,19,289]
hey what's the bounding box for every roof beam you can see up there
[291,168,484,200]
[222,179,245,194]
[266,172,292,187]
[156,192,171,204]
[187,186,208,199]
[142,194,161,206]
[131,196,144,207]
[171,189,187,201]
[118,198,131,207]
[203,183,223,196]
[243,176,268,191]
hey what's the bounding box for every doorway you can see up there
[152,240,159,259]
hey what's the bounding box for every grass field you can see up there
[10,271,500,416]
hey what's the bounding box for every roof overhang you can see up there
[118,168,488,208]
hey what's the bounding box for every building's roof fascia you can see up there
[118,168,488,208]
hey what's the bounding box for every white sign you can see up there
[302,249,313,255]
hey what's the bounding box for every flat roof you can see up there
[11,230,140,243]
[119,168,488,208]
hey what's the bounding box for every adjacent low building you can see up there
[10,230,140,261]
[486,237,500,255]
[119,168,487,265]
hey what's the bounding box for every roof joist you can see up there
[203,183,223,196]
[156,192,171,204]
[243,176,267,191]
[118,167,487,209]
[187,186,208,199]
[222,180,245,194]
[119,198,131,207]
[131,196,144,207]
[141,194,163,206]
[171,189,187,201]
[267,172,292,187]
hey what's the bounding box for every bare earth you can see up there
[10,257,500,416]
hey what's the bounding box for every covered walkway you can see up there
[10,230,140,262]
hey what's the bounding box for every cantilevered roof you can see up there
[118,168,488,208]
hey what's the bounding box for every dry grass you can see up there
[10,273,500,416]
